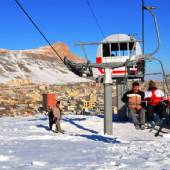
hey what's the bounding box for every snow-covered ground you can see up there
[0,114,170,170]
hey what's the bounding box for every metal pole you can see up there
[104,68,113,135]
[116,79,128,121]
[141,0,145,82]
[142,0,144,54]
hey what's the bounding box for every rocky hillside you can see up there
[0,43,91,84]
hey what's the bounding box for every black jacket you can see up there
[121,90,146,108]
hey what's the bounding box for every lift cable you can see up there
[14,0,64,64]
[85,0,106,39]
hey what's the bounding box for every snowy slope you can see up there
[0,114,170,170]
[0,41,101,84]
[0,51,94,84]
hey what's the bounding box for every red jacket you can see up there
[145,88,165,106]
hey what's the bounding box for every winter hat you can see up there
[148,80,156,88]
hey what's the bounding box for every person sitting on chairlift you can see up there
[122,82,146,130]
[145,80,168,126]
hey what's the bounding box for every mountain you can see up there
[0,43,92,84]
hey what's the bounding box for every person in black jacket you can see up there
[48,109,54,130]
[122,82,146,130]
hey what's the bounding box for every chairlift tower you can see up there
[65,33,144,135]
[96,34,144,131]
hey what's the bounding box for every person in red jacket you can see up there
[145,80,168,123]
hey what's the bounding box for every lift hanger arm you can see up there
[143,6,160,59]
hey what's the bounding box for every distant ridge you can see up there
[0,42,92,84]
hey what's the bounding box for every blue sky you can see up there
[0,0,170,75]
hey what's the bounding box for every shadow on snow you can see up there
[96,114,130,123]
[36,124,50,131]
[27,117,48,122]
[75,134,120,144]
[63,117,98,134]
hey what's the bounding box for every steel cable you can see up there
[14,0,64,64]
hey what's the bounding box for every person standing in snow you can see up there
[48,109,54,131]
[122,82,146,130]
[51,101,64,133]
[145,80,168,123]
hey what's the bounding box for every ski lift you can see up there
[14,0,170,135]
[64,2,170,127]
[64,35,144,81]
[13,0,168,93]
[96,34,144,78]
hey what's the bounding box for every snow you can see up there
[0,155,10,162]
[0,52,98,84]
[0,114,170,170]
